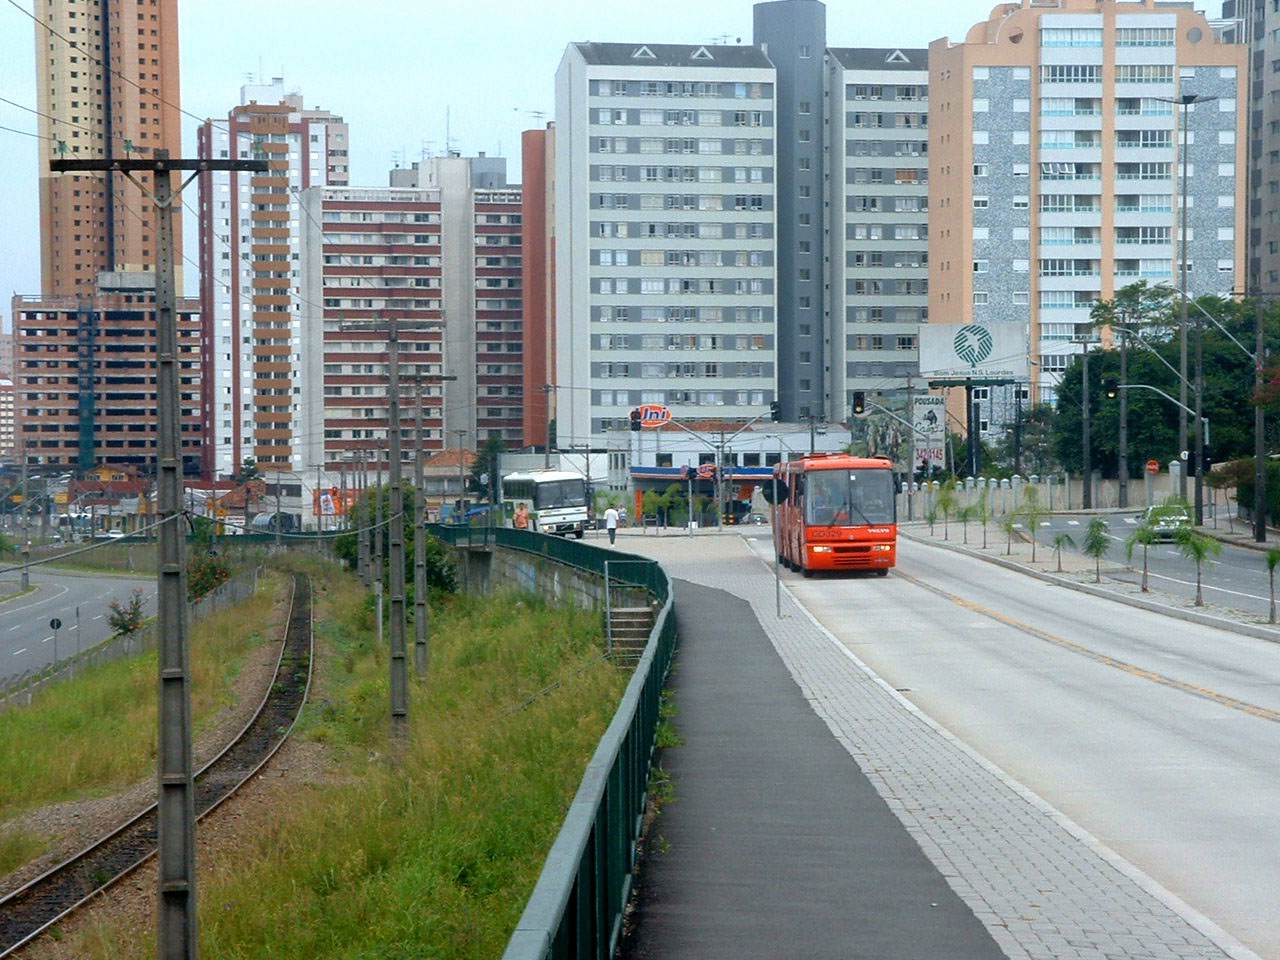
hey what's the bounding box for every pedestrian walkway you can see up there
[618,532,1259,960]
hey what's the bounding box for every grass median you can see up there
[73,559,629,960]
[0,571,286,843]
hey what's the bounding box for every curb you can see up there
[901,531,1280,645]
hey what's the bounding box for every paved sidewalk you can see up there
[617,531,1260,960]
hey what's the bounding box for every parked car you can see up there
[1140,504,1191,541]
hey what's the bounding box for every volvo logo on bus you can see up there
[636,404,672,428]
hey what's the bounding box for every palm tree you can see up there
[1051,531,1076,573]
[925,506,938,536]
[937,481,958,541]
[1173,528,1223,606]
[1267,548,1280,624]
[1081,517,1110,583]
[1125,525,1158,593]
[976,491,991,549]
[1000,514,1018,556]
[959,504,975,544]
[1019,488,1049,564]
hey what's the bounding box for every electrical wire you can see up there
[0,512,181,575]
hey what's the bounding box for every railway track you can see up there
[0,573,313,956]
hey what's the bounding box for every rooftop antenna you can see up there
[709,33,732,45]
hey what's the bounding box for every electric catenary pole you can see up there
[51,149,267,960]
[387,322,409,744]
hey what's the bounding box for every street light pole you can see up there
[1082,348,1092,510]
[1118,322,1129,509]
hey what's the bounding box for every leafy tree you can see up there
[334,483,457,594]
[991,403,1060,478]
[468,433,509,501]
[925,505,938,537]
[958,504,975,544]
[1081,517,1110,583]
[0,533,16,558]
[233,457,261,484]
[1267,548,1280,624]
[1173,528,1223,607]
[1125,525,1158,593]
[1051,531,1076,573]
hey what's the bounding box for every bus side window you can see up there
[792,475,804,503]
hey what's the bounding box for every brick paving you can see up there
[617,530,1262,960]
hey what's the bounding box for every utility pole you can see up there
[19,441,29,591]
[1118,321,1129,509]
[51,148,268,960]
[374,445,384,588]
[1193,291,1205,525]
[358,451,371,585]
[413,377,429,678]
[453,429,469,516]
[387,323,409,744]
[1082,349,1092,510]
[1255,292,1268,542]
[274,474,282,548]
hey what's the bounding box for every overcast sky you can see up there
[0,0,1221,329]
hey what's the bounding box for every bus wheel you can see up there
[574,530,584,539]
[802,566,813,578]
[876,568,889,577]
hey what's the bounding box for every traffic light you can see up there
[769,400,781,422]
[629,408,642,432]
[1103,378,1118,399]
[852,391,867,416]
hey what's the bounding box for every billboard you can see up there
[918,323,1029,380]
[912,396,946,474]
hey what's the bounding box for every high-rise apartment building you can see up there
[754,1,826,421]
[196,80,349,480]
[34,0,183,297]
[827,48,930,419]
[10,274,202,472]
[929,0,1246,412]
[554,42,778,451]
[297,186,445,472]
[1221,0,1278,292]
[522,125,556,452]
[390,155,525,447]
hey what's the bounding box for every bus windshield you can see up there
[533,479,587,510]
[804,468,895,526]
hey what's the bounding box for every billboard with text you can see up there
[918,323,1028,381]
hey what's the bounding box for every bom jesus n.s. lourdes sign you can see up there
[918,323,1029,381]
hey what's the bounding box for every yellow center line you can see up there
[895,568,1280,725]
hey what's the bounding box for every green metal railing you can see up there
[428,524,675,959]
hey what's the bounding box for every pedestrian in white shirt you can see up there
[604,506,620,545]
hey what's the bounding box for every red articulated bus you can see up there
[767,454,897,577]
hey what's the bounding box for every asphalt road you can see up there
[738,531,1280,958]
[0,568,156,683]
[1033,510,1279,617]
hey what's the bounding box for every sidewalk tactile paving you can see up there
[618,532,1261,960]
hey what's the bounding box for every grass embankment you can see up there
[75,559,628,960]
[0,571,286,868]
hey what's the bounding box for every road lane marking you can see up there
[1067,520,1080,525]
[11,648,25,656]
[894,567,1280,725]
[92,614,103,620]
[7,625,20,632]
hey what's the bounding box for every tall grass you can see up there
[0,572,285,822]
[81,568,627,960]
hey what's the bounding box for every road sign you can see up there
[49,618,61,630]
[1146,459,1159,475]
[636,404,672,428]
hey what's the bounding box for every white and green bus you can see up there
[501,469,589,538]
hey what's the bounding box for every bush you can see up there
[106,588,146,635]
[187,551,233,601]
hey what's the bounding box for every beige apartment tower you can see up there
[929,0,1246,420]
[34,0,183,296]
